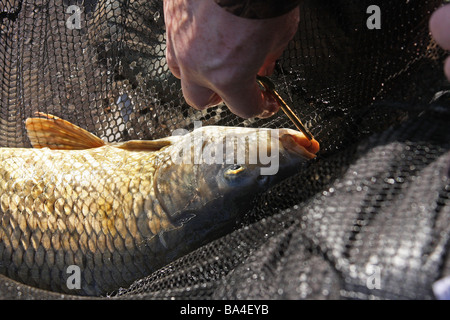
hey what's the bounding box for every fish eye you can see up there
[224,164,246,179]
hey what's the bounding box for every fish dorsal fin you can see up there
[114,139,172,152]
[25,112,106,150]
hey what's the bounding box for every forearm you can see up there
[214,0,301,19]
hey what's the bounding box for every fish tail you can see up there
[25,112,106,150]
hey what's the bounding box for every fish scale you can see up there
[0,114,319,295]
[0,145,168,295]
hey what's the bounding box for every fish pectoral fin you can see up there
[114,139,172,151]
[25,112,106,150]
[158,231,168,249]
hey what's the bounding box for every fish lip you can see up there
[278,129,320,159]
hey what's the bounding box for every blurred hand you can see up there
[429,4,450,81]
[163,0,300,118]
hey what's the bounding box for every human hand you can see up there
[429,3,450,81]
[163,0,300,118]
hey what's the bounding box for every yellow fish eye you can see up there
[224,165,246,178]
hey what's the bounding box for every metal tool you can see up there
[257,76,314,141]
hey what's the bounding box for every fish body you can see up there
[0,114,319,295]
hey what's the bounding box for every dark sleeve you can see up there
[214,0,301,19]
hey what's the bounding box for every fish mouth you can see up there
[279,129,320,159]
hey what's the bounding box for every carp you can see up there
[0,113,319,295]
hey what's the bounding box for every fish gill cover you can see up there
[0,0,449,299]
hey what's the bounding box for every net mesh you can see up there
[0,0,449,299]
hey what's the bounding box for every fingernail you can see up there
[206,93,222,108]
[257,110,277,119]
[256,91,280,118]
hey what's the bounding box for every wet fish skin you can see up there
[0,145,164,295]
[0,114,319,296]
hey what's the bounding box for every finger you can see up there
[257,60,276,77]
[181,78,222,110]
[219,78,279,119]
[258,90,281,119]
[445,56,450,81]
[429,5,450,50]
[257,48,285,77]
[165,40,181,79]
[256,7,299,77]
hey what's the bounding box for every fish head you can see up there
[155,126,319,229]
[148,125,319,266]
[213,127,320,194]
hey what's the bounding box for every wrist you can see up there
[214,0,301,19]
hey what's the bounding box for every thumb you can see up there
[257,48,285,77]
[429,5,450,51]
[445,56,450,81]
